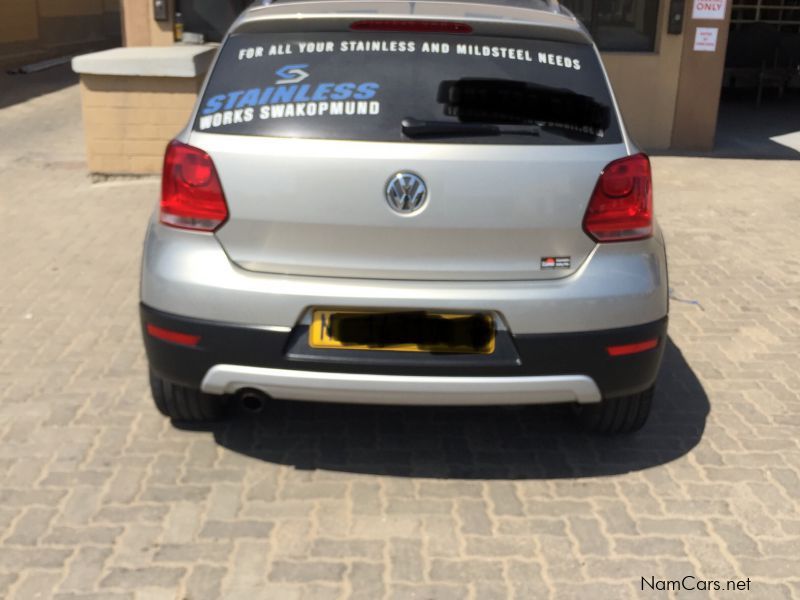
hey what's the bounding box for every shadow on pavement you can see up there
[0,63,78,110]
[185,337,708,479]
[653,89,800,161]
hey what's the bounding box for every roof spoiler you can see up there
[236,1,590,46]
[258,0,564,4]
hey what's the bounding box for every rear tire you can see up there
[573,386,654,434]
[149,370,226,422]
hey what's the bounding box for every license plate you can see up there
[309,310,496,354]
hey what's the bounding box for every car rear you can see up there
[140,0,668,433]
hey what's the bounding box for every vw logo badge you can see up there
[385,172,427,214]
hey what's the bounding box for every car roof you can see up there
[235,0,586,42]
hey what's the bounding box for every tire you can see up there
[573,386,654,434]
[149,370,226,422]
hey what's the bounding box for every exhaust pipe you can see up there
[238,389,268,414]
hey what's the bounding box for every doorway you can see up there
[716,0,800,157]
[177,0,250,43]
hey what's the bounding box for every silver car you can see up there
[141,0,668,434]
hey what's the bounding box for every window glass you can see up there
[196,32,621,145]
[561,0,659,52]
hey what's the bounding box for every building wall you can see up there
[0,0,121,68]
[0,4,40,46]
[601,0,686,150]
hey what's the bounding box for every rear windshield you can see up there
[196,31,621,145]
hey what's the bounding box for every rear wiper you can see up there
[401,117,540,139]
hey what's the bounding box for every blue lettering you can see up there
[354,82,379,100]
[202,94,226,115]
[224,90,245,110]
[271,85,297,103]
[237,88,262,108]
[312,83,334,101]
[258,86,274,105]
[294,84,312,102]
[207,81,380,110]
[330,83,355,100]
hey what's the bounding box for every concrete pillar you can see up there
[671,0,733,150]
[121,0,174,46]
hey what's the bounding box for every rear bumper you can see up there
[202,366,602,405]
[141,304,667,404]
[140,219,668,336]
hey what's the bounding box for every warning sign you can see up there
[694,27,719,52]
[692,0,726,20]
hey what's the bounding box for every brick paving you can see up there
[1,66,799,599]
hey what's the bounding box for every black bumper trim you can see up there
[141,303,667,400]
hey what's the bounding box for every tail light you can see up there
[350,20,473,34]
[160,141,228,232]
[606,338,659,357]
[146,323,201,347]
[583,153,653,242]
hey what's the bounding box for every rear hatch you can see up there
[191,18,628,281]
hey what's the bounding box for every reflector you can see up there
[606,338,659,357]
[146,323,201,347]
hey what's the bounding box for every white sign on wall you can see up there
[694,27,719,52]
[692,0,727,20]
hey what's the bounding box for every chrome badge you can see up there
[385,172,427,214]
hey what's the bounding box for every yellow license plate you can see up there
[309,310,495,354]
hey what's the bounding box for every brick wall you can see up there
[80,74,201,174]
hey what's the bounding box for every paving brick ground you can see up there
[1,66,799,600]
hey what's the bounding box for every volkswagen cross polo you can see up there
[140,0,668,434]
